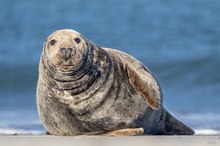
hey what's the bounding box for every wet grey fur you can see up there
[36,30,194,136]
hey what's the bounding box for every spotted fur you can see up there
[36,29,194,136]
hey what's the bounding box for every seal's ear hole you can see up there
[50,39,57,46]
[74,38,81,44]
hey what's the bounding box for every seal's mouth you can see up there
[55,50,84,73]
[62,64,74,66]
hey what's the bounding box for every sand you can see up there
[0,135,220,146]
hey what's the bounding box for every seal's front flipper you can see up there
[160,109,194,135]
[101,128,144,136]
[105,48,161,110]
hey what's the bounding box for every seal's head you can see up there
[43,29,89,72]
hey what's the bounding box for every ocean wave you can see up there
[195,129,220,135]
[0,127,43,135]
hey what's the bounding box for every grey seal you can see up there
[36,29,194,136]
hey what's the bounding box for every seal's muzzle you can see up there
[61,47,73,62]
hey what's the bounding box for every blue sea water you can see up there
[0,0,220,134]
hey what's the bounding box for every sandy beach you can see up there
[0,135,219,146]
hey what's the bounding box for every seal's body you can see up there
[37,29,194,136]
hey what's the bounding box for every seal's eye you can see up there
[74,38,81,44]
[50,39,57,46]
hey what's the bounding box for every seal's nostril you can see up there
[67,48,73,54]
[61,47,66,54]
[61,47,72,62]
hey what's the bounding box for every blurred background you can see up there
[0,0,220,135]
